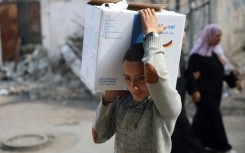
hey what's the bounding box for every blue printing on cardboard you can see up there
[99,77,117,86]
[131,14,144,45]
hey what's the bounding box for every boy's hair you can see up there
[123,43,144,62]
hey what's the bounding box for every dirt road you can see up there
[0,91,244,153]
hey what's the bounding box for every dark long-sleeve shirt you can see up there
[186,52,238,99]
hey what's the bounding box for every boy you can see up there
[92,8,181,153]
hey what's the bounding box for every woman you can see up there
[171,32,207,153]
[186,24,242,153]
[92,8,181,153]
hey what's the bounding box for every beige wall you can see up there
[41,0,89,57]
[217,0,245,58]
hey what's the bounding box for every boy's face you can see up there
[123,61,150,102]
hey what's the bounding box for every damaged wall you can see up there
[18,1,42,45]
[0,2,19,62]
[216,0,245,58]
[0,1,41,63]
[41,0,88,58]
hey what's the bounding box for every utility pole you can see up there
[188,0,194,52]
[208,0,211,23]
[175,0,180,11]
[0,26,2,65]
[151,0,163,4]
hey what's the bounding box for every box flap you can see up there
[88,0,167,11]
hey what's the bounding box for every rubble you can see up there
[0,45,49,81]
[0,33,97,101]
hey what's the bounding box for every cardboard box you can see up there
[81,1,186,91]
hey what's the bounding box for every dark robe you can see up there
[185,52,238,152]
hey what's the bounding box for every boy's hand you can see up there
[139,8,167,35]
[192,91,201,103]
[102,90,126,102]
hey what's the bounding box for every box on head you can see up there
[81,0,186,92]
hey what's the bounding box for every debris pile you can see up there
[0,34,97,101]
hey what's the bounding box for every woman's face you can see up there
[210,30,222,46]
[123,61,150,102]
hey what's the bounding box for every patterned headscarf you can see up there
[190,24,233,75]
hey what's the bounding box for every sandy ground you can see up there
[0,95,114,153]
[0,90,244,153]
